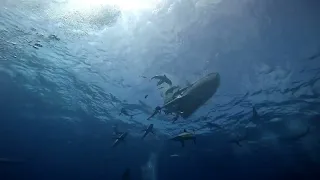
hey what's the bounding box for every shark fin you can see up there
[193,137,196,144]
[183,129,187,132]
[151,130,155,135]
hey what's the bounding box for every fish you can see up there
[307,52,320,60]
[170,154,180,157]
[119,108,135,119]
[229,134,247,147]
[141,124,155,139]
[112,132,128,147]
[171,114,180,124]
[147,106,161,120]
[279,126,310,141]
[170,129,196,147]
[151,75,172,86]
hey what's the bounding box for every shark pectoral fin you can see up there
[180,140,185,147]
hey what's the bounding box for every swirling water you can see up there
[0,0,320,179]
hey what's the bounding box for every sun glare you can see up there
[67,0,156,11]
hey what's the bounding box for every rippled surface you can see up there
[1,0,320,177]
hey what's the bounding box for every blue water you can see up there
[1,0,320,179]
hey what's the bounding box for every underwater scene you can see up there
[0,0,320,179]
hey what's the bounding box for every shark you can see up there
[279,126,310,141]
[151,75,172,86]
[170,129,196,147]
[141,124,155,139]
[229,133,247,147]
[170,154,180,157]
[119,108,134,118]
[112,132,128,147]
[147,106,162,120]
[119,108,142,119]
[171,113,180,123]
[112,125,128,147]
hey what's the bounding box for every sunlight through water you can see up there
[45,0,161,30]
[65,0,158,11]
